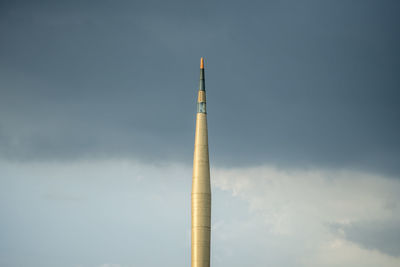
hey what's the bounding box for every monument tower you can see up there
[192,57,211,267]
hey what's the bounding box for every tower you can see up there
[191,57,211,267]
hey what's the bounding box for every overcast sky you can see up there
[1,1,400,267]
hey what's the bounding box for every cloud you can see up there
[1,0,399,176]
[330,220,400,257]
[212,165,400,266]
[1,159,400,266]
[0,160,193,267]
[302,237,400,267]
[98,264,128,267]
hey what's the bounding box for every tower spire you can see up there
[192,58,211,267]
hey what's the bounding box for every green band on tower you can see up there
[199,68,205,91]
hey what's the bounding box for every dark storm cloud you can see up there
[0,0,399,175]
[330,220,400,257]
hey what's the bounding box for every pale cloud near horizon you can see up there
[1,160,399,267]
[212,165,400,266]
[98,264,132,267]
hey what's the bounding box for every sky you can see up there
[0,0,399,266]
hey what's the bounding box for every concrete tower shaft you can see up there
[192,57,211,267]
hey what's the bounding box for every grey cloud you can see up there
[0,0,399,175]
[331,220,400,257]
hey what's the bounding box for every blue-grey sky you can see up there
[1,1,400,267]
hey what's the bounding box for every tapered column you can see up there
[192,57,211,267]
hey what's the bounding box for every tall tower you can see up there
[192,57,211,267]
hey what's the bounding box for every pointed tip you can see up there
[200,57,204,69]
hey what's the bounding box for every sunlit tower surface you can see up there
[191,57,211,267]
